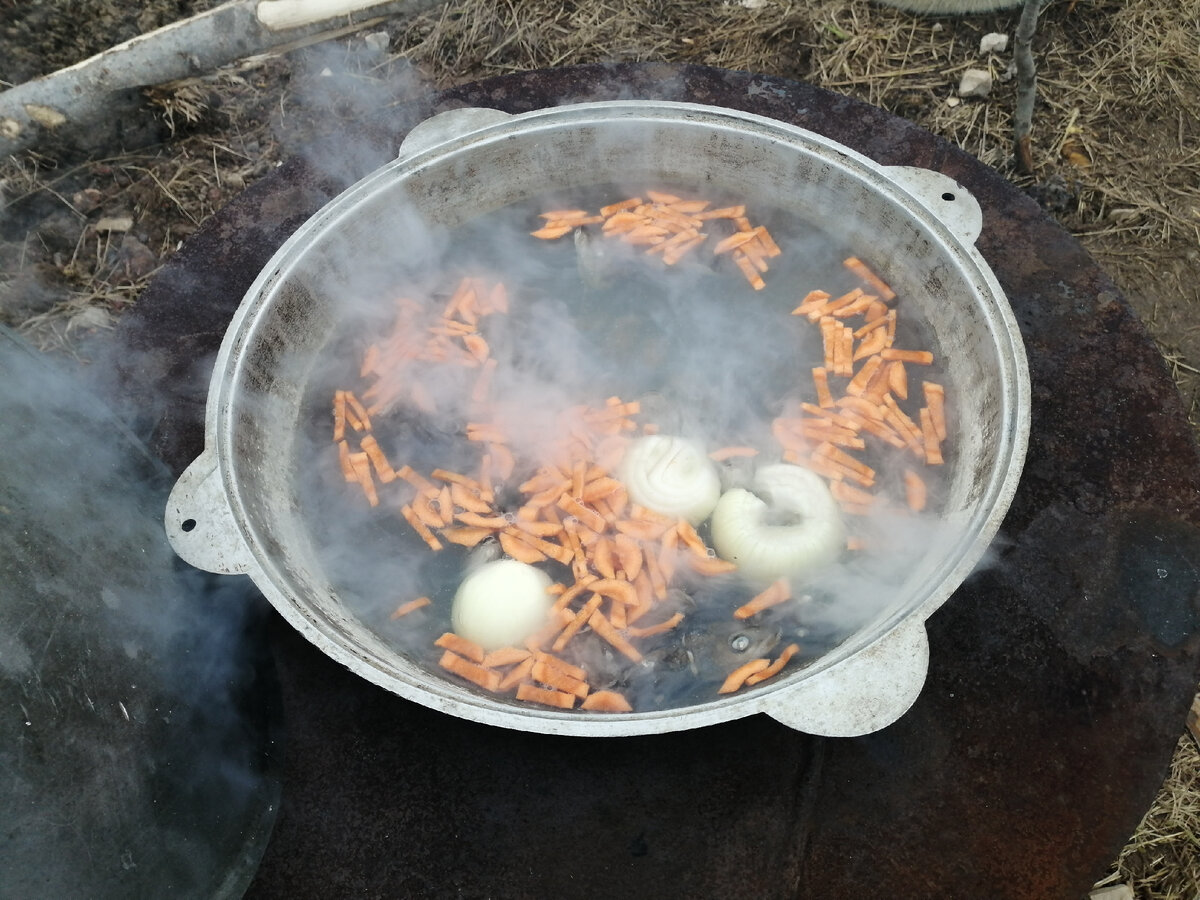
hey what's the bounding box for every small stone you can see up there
[980,33,1009,54]
[945,96,962,108]
[94,215,134,233]
[363,30,389,54]
[1089,886,1134,900]
[1108,208,1140,224]
[958,69,993,98]
[931,22,943,32]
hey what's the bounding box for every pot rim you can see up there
[175,99,1030,737]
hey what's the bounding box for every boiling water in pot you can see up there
[289,184,952,714]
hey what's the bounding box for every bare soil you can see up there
[1,0,1197,895]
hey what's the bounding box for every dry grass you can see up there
[1,0,1198,893]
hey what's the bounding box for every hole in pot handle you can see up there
[883,166,983,246]
[761,619,930,736]
[165,451,255,576]
[397,107,515,161]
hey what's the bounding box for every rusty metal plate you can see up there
[114,64,1200,899]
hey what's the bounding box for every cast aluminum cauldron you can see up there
[165,101,1029,737]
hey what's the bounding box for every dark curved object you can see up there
[114,64,1200,899]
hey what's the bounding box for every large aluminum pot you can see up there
[165,101,1029,737]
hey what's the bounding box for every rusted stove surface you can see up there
[114,64,1200,899]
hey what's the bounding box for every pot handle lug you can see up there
[762,618,929,736]
[883,166,983,246]
[397,107,514,160]
[165,451,255,576]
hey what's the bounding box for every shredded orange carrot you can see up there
[400,504,443,550]
[390,596,431,619]
[881,348,933,365]
[498,656,536,691]
[745,643,802,686]
[348,452,378,507]
[530,224,573,240]
[587,610,643,662]
[923,381,947,441]
[531,658,590,698]
[718,658,772,694]
[904,469,928,512]
[580,690,633,712]
[435,632,486,663]
[515,682,576,708]
[734,578,791,619]
[920,407,944,465]
[333,390,347,442]
[843,256,896,302]
[439,650,502,691]
[481,646,532,668]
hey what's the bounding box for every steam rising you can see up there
[283,139,961,711]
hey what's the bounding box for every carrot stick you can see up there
[853,314,889,340]
[600,197,642,217]
[696,205,745,220]
[843,256,896,301]
[853,326,890,361]
[338,439,357,483]
[839,325,854,376]
[439,650,502,691]
[349,452,378,506]
[530,224,573,240]
[515,682,577,708]
[587,610,643,662]
[733,251,766,290]
[792,289,831,319]
[688,554,739,576]
[830,480,876,508]
[499,530,546,564]
[846,356,884,397]
[435,632,486,663]
[396,465,440,498]
[920,408,945,465]
[812,367,835,408]
[626,611,685,638]
[612,533,644,581]
[531,658,590,698]
[400,504,443,550]
[754,225,782,257]
[888,361,909,400]
[533,650,589,682]
[390,596,431,619]
[923,381,947,441]
[482,647,532,669]
[734,578,791,619]
[538,208,591,221]
[450,481,493,514]
[498,656,535,691]
[718,658,771,694]
[552,594,605,652]
[580,690,633,712]
[904,469,928,512]
[881,348,934,365]
[359,434,397,483]
[344,391,372,433]
[712,230,761,255]
[557,494,607,534]
[744,643,802,686]
[333,390,347,442]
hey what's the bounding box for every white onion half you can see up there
[617,434,722,525]
[450,559,553,650]
[709,463,846,581]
